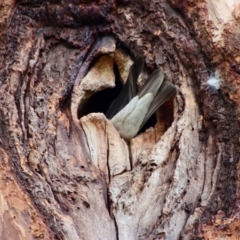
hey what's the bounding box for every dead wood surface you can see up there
[0,0,240,239]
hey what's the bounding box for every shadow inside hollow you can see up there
[77,64,123,118]
[77,63,175,135]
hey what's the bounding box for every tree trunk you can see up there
[0,0,240,239]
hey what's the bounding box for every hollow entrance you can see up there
[77,63,175,138]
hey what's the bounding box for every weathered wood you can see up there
[0,0,240,239]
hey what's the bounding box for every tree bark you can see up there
[0,0,240,239]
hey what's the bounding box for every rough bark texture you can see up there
[1,0,240,239]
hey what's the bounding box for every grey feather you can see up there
[111,93,154,140]
[138,69,164,98]
[106,57,144,119]
[140,81,176,128]
[108,58,176,140]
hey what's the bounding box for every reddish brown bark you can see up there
[0,0,240,239]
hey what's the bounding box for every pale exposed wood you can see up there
[0,0,240,239]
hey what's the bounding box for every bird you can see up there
[106,57,176,141]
